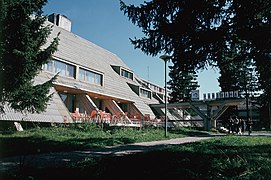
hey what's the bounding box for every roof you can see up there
[44,22,160,116]
[0,20,163,123]
[0,88,73,123]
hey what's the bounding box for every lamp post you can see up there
[160,54,171,137]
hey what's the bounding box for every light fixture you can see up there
[159,54,171,137]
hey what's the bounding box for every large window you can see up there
[121,69,133,80]
[79,68,103,86]
[44,59,75,78]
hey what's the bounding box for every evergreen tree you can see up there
[226,0,271,103]
[120,0,269,101]
[218,46,260,94]
[168,63,199,102]
[0,0,59,113]
[0,0,5,108]
[121,0,270,128]
[120,0,226,99]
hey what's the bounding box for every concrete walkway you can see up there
[0,136,211,172]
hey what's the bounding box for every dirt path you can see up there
[0,136,211,172]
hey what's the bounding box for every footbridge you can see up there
[150,98,246,131]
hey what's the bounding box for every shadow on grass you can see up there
[7,143,271,179]
[0,136,136,158]
[1,136,271,179]
[0,126,212,158]
[6,151,213,180]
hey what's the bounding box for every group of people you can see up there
[228,116,253,135]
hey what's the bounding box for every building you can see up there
[0,14,167,126]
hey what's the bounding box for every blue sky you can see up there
[43,0,221,98]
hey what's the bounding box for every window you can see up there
[121,69,133,80]
[140,88,151,99]
[79,68,103,86]
[44,59,75,78]
[159,88,163,93]
[46,61,53,72]
[95,74,102,85]
[67,64,75,77]
[79,68,85,80]
[86,71,94,83]
[55,60,66,76]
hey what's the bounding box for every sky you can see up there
[43,0,221,98]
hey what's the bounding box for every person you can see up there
[240,118,246,135]
[247,118,253,136]
[234,116,240,135]
[95,108,101,123]
[228,116,234,134]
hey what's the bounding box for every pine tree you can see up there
[168,64,199,102]
[120,0,270,128]
[0,0,5,109]
[0,0,59,113]
[120,0,225,100]
[226,0,271,103]
[120,0,270,101]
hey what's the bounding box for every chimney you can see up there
[48,13,72,32]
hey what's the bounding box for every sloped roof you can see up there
[0,20,162,123]
[44,22,160,116]
[0,88,73,123]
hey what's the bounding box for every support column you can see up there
[189,102,209,131]
[206,104,211,131]
[210,106,216,129]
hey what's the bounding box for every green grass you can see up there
[59,136,271,179]
[161,136,271,179]
[3,135,271,179]
[0,123,207,157]
[1,124,271,179]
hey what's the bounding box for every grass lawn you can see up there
[1,123,271,179]
[0,123,207,158]
[6,135,269,180]
[68,135,271,179]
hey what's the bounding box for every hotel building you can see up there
[0,14,169,125]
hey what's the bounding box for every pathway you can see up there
[0,136,211,172]
[1,132,270,173]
